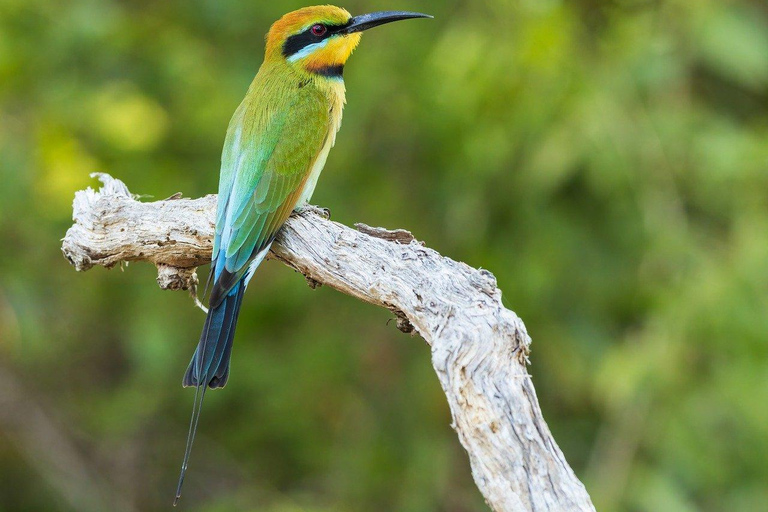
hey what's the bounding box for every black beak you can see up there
[339,11,433,34]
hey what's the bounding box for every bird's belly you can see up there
[297,132,333,206]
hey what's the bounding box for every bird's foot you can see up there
[297,204,331,220]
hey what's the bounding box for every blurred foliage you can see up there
[1,0,767,511]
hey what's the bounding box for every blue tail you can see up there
[183,280,244,389]
[174,279,245,506]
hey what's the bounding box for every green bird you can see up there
[175,5,431,504]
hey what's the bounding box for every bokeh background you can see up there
[1,0,767,510]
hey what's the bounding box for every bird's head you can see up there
[265,5,431,78]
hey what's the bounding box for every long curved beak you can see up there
[339,11,433,34]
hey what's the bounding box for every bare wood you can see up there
[62,174,595,512]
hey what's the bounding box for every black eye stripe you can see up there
[282,22,349,58]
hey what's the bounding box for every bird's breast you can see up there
[297,81,346,205]
[297,131,334,205]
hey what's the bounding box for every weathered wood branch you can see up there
[62,173,595,512]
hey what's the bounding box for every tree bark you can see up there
[62,173,596,512]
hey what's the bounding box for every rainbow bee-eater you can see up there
[174,5,431,504]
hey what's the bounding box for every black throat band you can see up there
[311,64,344,78]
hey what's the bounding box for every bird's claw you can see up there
[297,204,331,220]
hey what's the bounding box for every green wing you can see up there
[210,85,330,306]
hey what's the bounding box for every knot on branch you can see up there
[156,264,199,291]
[354,223,423,245]
[392,309,416,334]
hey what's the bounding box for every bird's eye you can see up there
[310,24,327,37]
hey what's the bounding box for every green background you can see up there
[1,0,767,511]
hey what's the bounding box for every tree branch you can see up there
[62,173,595,512]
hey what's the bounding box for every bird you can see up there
[174,6,431,505]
